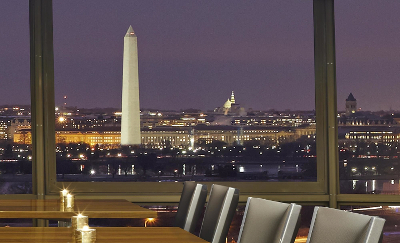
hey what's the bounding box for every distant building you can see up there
[339,93,395,126]
[14,125,315,148]
[345,93,357,116]
[215,91,246,116]
[342,126,400,144]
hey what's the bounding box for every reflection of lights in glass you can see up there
[58,117,66,122]
[239,166,244,173]
[353,206,382,211]
[90,169,95,175]
[372,180,376,191]
[352,180,358,190]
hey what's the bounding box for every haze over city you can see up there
[1,1,400,111]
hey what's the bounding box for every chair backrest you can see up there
[199,184,239,243]
[173,181,207,234]
[306,206,385,243]
[237,197,301,243]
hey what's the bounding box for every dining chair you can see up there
[306,206,385,243]
[237,197,302,243]
[199,184,239,243]
[173,181,207,233]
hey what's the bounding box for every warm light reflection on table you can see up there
[294,236,308,243]
[0,227,209,242]
[0,199,157,219]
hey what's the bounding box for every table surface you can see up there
[0,199,157,219]
[0,227,209,243]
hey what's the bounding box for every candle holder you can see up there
[64,194,74,210]
[75,226,96,243]
[71,214,88,234]
[60,189,69,203]
[60,201,65,212]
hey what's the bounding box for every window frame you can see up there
[35,0,328,202]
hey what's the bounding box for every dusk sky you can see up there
[1,1,400,111]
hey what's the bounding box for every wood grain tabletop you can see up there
[0,199,157,219]
[0,227,209,243]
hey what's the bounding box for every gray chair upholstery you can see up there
[306,206,385,243]
[237,197,301,243]
[173,181,207,234]
[199,184,239,243]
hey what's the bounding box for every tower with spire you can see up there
[121,26,141,145]
[230,91,236,104]
[345,93,357,116]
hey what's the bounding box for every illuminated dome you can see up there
[223,99,232,109]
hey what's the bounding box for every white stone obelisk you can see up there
[121,26,141,145]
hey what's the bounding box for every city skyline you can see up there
[1,1,400,111]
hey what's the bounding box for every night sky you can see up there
[0,1,400,111]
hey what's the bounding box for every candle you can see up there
[76,225,96,243]
[60,189,69,203]
[71,214,88,233]
[64,194,74,209]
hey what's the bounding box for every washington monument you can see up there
[121,26,141,145]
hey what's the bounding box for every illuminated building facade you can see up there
[0,120,7,140]
[345,129,400,144]
[14,125,315,149]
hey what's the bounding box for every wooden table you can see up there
[0,227,209,242]
[0,199,157,219]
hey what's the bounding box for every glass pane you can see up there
[0,219,32,227]
[336,1,400,194]
[52,1,316,182]
[0,2,32,194]
[341,205,399,243]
